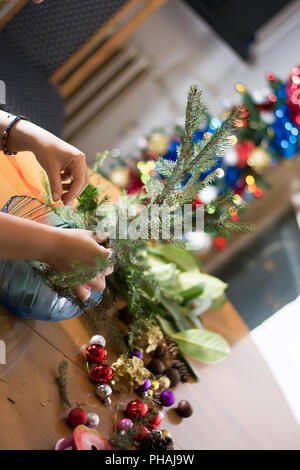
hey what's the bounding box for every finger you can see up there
[73,285,91,301]
[103,265,114,276]
[48,166,63,202]
[86,276,106,292]
[92,231,108,245]
[62,183,72,191]
[62,154,87,205]
[32,0,44,3]
[88,232,111,256]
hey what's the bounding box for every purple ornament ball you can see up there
[136,378,151,394]
[117,418,133,431]
[160,389,175,407]
[131,349,143,360]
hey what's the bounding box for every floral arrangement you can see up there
[38,85,256,450]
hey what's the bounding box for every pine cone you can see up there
[152,340,168,359]
[139,432,174,450]
[172,360,190,383]
[165,337,178,359]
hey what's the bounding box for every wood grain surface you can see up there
[1,302,300,450]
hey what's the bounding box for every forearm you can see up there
[0,212,56,262]
[0,110,47,153]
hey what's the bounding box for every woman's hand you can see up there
[46,228,113,301]
[0,213,114,301]
[29,127,89,205]
[0,111,88,204]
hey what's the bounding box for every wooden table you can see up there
[0,152,300,449]
[1,302,300,450]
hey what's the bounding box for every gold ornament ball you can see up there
[247,147,271,174]
[151,380,160,392]
[148,133,169,155]
[110,167,130,188]
[159,376,171,390]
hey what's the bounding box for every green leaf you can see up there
[156,314,177,336]
[178,284,204,304]
[178,271,227,304]
[171,328,230,363]
[159,295,193,331]
[210,292,227,311]
[145,254,177,286]
[148,244,202,272]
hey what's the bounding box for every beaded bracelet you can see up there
[1,115,29,155]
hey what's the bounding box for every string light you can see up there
[137,161,156,175]
[147,161,156,171]
[254,187,263,198]
[204,132,212,140]
[236,83,246,94]
[227,135,238,146]
[280,140,288,149]
[247,184,256,193]
[245,175,255,186]
[229,206,238,217]
[232,194,242,206]
[141,174,150,183]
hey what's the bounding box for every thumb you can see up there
[48,168,63,202]
[73,285,91,301]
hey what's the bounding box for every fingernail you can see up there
[84,286,91,299]
[53,192,59,201]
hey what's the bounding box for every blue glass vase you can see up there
[0,196,102,321]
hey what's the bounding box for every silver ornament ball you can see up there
[87,412,100,428]
[89,335,106,347]
[96,383,112,399]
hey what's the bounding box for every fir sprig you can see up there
[77,184,100,218]
[56,359,72,408]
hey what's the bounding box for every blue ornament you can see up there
[270,104,299,158]
[163,140,180,161]
[225,167,242,187]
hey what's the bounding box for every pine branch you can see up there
[56,359,72,408]
[77,184,100,218]
[205,219,256,234]
[35,257,111,290]
[184,85,207,138]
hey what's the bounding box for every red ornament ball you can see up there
[145,409,161,429]
[135,425,148,442]
[67,408,88,427]
[214,236,227,250]
[86,344,107,364]
[126,400,148,420]
[90,364,114,383]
